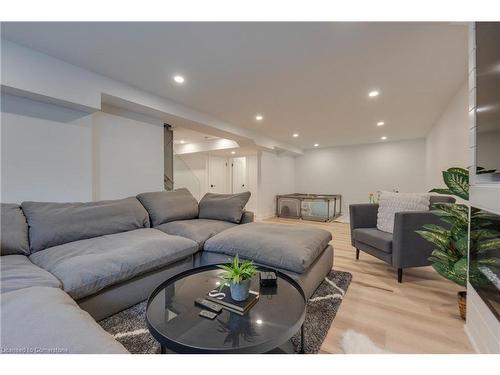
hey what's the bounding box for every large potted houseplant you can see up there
[218,255,257,301]
[416,167,500,319]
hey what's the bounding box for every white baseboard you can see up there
[255,214,276,221]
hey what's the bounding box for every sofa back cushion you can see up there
[22,197,150,253]
[198,191,251,224]
[376,191,430,234]
[136,188,198,227]
[1,204,30,256]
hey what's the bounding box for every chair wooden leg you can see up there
[398,268,403,283]
[355,248,360,260]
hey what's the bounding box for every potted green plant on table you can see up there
[416,167,500,320]
[218,255,257,301]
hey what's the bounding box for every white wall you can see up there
[92,108,163,200]
[425,82,469,190]
[1,94,165,203]
[1,93,93,203]
[294,139,426,216]
[258,151,296,219]
[174,153,208,201]
[476,130,500,173]
[174,153,259,214]
[246,155,259,214]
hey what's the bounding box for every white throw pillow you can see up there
[376,191,430,233]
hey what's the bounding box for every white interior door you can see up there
[208,156,228,193]
[231,157,247,193]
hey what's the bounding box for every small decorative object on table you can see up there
[206,286,259,315]
[259,271,277,287]
[259,271,278,296]
[217,255,257,301]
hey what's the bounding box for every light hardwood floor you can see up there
[264,217,474,354]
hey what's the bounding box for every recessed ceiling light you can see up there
[381,136,387,140]
[314,143,319,147]
[377,121,385,126]
[231,151,236,155]
[368,90,379,97]
[293,133,299,138]
[173,75,185,84]
[255,115,263,121]
[179,140,185,144]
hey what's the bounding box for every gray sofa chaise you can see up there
[349,195,455,282]
[1,188,333,354]
[200,223,333,299]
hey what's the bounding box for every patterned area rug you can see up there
[99,270,352,354]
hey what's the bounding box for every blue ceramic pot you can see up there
[230,279,251,301]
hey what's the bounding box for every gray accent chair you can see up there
[349,196,455,282]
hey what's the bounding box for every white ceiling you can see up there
[1,22,468,148]
[173,128,219,145]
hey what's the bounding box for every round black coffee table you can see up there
[146,264,306,354]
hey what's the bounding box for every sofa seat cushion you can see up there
[0,255,62,294]
[204,223,332,273]
[155,219,237,249]
[352,228,393,254]
[0,287,128,354]
[29,228,198,300]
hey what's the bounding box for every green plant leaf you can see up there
[447,167,469,176]
[442,170,469,200]
[415,230,449,251]
[450,219,467,235]
[217,254,257,285]
[470,228,500,241]
[433,202,469,216]
[454,234,469,257]
[453,258,468,280]
[477,238,500,253]
[430,249,459,263]
[420,167,472,287]
[431,203,469,226]
[421,224,450,236]
[477,257,500,266]
[432,262,466,286]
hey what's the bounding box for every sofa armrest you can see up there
[392,211,447,268]
[240,211,254,224]
[349,204,378,246]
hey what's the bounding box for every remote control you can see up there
[195,298,222,313]
[199,310,217,320]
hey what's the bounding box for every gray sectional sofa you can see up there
[1,188,333,354]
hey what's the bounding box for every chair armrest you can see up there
[240,210,254,224]
[392,211,447,268]
[349,204,379,246]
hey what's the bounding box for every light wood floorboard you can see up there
[263,217,474,354]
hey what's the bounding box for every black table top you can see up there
[146,265,306,354]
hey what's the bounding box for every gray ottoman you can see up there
[200,223,334,298]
